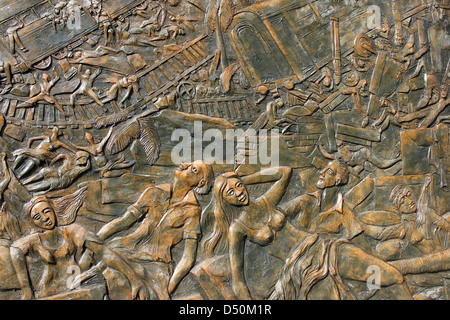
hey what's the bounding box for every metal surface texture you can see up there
[0,0,448,301]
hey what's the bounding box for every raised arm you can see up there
[50,154,69,166]
[49,76,60,88]
[27,136,47,148]
[92,68,102,80]
[62,137,95,155]
[240,166,292,207]
[55,140,79,154]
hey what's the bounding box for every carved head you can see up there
[176,160,214,195]
[215,172,249,207]
[317,159,349,189]
[128,75,138,83]
[75,151,90,166]
[26,196,57,230]
[201,172,248,256]
[25,188,87,230]
[390,185,417,214]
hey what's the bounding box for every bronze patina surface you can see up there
[0,0,448,300]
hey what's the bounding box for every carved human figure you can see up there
[150,24,186,42]
[371,97,402,133]
[9,188,149,300]
[101,75,140,105]
[66,127,114,168]
[81,161,215,299]
[319,143,401,179]
[17,73,66,115]
[116,19,160,47]
[70,68,104,107]
[13,127,78,179]
[6,21,25,54]
[360,175,450,261]
[69,46,123,64]
[0,153,21,292]
[22,151,91,193]
[194,164,413,300]
[398,84,450,128]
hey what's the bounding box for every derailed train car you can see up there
[0,0,145,75]
[227,0,426,88]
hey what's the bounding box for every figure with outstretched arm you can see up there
[9,188,149,300]
[12,127,77,179]
[17,72,65,115]
[194,163,413,300]
[76,161,215,299]
[70,67,104,107]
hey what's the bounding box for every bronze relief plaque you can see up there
[0,0,448,302]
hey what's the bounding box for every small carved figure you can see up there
[66,127,114,168]
[17,72,66,115]
[101,75,139,105]
[70,67,104,107]
[6,21,26,54]
[22,151,91,193]
[13,127,77,179]
[149,24,186,42]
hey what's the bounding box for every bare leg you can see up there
[337,243,413,300]
[86,89,104,107]
[70,90,81,106]
[101,86,119,104]
[17,94,43,108]
[43,95,66,114]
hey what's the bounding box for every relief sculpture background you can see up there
[0,0,448,301]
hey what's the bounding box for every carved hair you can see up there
[25,187,87,227]
[201,172,242,256]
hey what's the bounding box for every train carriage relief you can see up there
[0,0,448,303]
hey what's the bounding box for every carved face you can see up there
[317,161,339,189]
[222,177,249,207]
[30,201,56,230]
[176,161,208,190]
[397,190,417,214]
[75,152,89,166]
